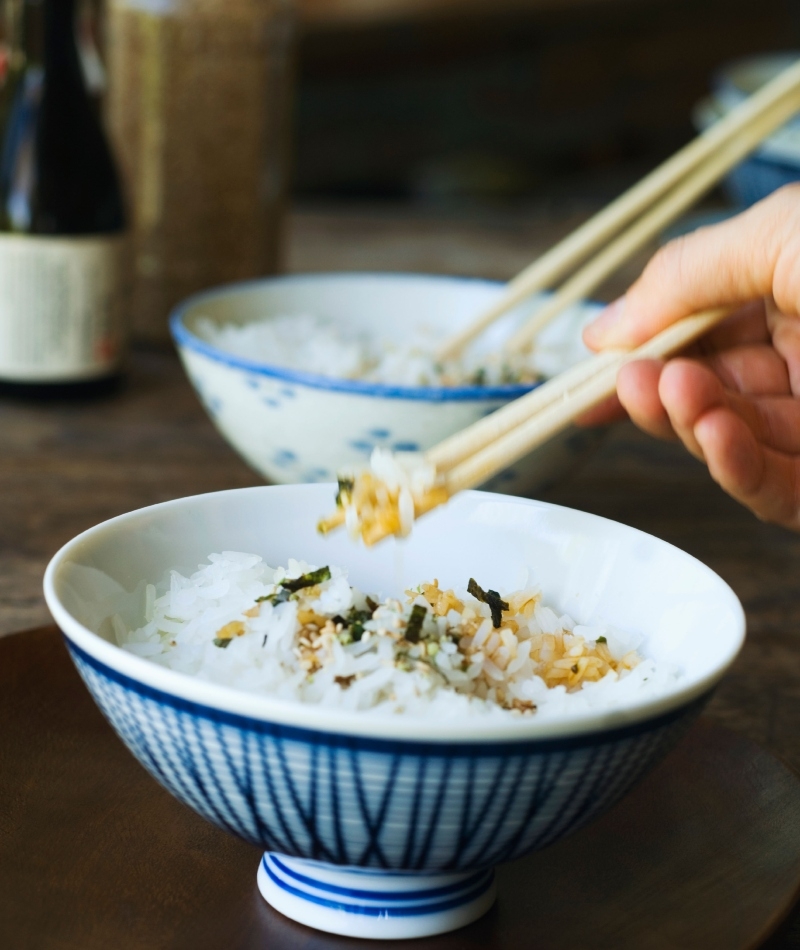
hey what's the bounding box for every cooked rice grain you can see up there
[118,552,679,720]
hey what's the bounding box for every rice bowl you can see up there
[44,484,745,938]
[170,273,605,495]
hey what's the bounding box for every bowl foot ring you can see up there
[257,852,497,939]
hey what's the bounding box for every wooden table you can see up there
[2,204,800,945]
[7,628,800,950]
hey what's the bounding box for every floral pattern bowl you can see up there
[43,484,745,939]
[169,273,605,496]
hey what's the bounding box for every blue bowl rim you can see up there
[43,484,747,744]
[65,633,711,754]
[168,272,602,403]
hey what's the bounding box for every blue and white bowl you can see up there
[170,273,604,497]
[693,53,800,207]
[43,485,745,939]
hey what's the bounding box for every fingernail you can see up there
[586,296,626,345]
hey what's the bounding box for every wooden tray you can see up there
[3,625,800,950]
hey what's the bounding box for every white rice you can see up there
[117,552,680,721]
[196,313,542,387]
[323,449,441,542]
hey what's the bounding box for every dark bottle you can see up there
[0,0,126,397]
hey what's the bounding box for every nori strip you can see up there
[257,588,291,606]
[332,605,373,641]
[405,604,427,642]
[335,477,354,507]
[254,567,331,607]
[351,606,374,641]
[467,577,509,629]
[281,566,332,592]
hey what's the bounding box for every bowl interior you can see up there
[172,273,599,385]
[46,485,745,739]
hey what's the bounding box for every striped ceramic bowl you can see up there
[44,485,745,939]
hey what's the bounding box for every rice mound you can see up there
[116,552,679,720]
[196,313,543,388]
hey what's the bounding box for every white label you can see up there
[0,233,124,381]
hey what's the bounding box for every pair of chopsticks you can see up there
[325,61,800,545]
[428,306,731,495]
[349,305,732,546]
[436,59,800,362]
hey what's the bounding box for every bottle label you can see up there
[0,233,124,381]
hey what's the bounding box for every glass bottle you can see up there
[0,0,126,397]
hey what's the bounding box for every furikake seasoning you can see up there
[404,604,427,643]
[335,477,354,508]
[257,566,333,605]
[467,577,509,628]
[332,605,375,643]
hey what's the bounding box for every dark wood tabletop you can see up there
[2,203,800,946]
[6,626,800,950]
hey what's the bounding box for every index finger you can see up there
[583,184,800,350]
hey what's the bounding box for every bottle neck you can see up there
[24,0,80,78]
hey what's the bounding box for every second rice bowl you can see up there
[169,273,605,496]
[44,484,745,939]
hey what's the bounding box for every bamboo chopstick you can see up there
[427,87,800,474]
[322,64,800,546]
[324,306,733,546]
[444,307,732,493]
[435,58,800,363]
[427,348,624,472]
[502,94,800,353]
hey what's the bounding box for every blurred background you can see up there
[293,0,800,204]
[76,0,800,340]
[0,0,798,354]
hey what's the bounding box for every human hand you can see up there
[582,184,800,530]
